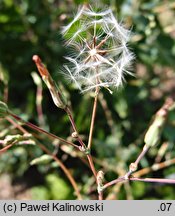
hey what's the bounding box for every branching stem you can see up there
[5,116,82,200]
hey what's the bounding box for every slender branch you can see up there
[87,90,99,150]
[103,175,175,192]
[65,107,97,179]
[125,145,149,179]
[103,177,125,190]
[6,116,27,134]
[65,107,86,149]
[87,155,97,177]
[32,54,99,197]
[37,141,82,200]
[129,177,175,184]
[0,136,23,154]
[9,112,78,149]
[125,97,175,179]
[8,106,97,190]
[98,192,103,200]
[0,143,13,154]
[134,145,149,166]
[6,116,82,200]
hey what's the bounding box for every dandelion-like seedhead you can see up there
[62,5,134,93]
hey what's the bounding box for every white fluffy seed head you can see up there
[61,5,134,93]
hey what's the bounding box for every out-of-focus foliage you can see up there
[30,173,73,200]
[0,0,175,199]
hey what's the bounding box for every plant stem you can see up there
[65,107,97,179]
[9,112,78,149]
[37,141,82,200]
[134,145,149,166]
[65,107,86,149]
[6,117,82,200]
[103,177,125,190]
[98,192,103,200]
[87,155,97,177]
[103,175,175,192]
[125,145,149,179]
[129,177,175,184]
[87,90,99,150]
[6,116,27,134]
[0,143,13,154]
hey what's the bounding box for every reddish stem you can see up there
[9,112,78,149]
[0,144,13,154]
[65,107,86,149]
[129,177,175,184]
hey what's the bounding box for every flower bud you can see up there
[33,55,67,109]
[144,114,166,148]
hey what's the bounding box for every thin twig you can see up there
[87,155,97,177]
[98,192,103,200]
[125,97,175,179]
[37,141,82,200]
[6,116,27,134]
[125,145,149,179]
[103,175,175,191]
[6,117,82,200]
[9,112,78,149]
[65,107,97,179]
[65,107,86,149]
[103,177,126,190]
[0,143,13,154]
[87,90,99,150]
[134,146,149,166]
[33,54,99,197]
[129,177,175,184]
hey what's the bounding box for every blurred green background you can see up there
[0,0,175,199]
